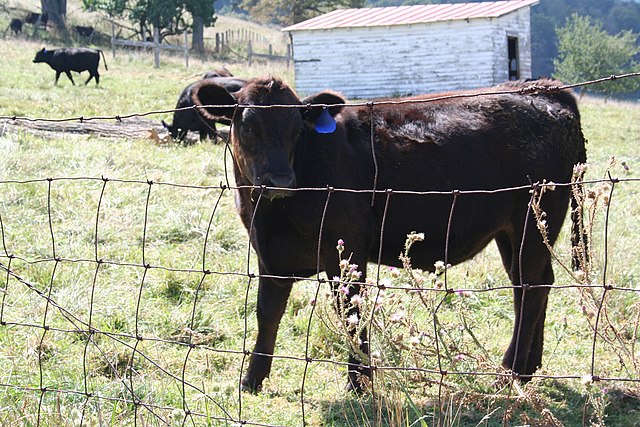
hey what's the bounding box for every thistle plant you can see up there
[316,234,491,396]
[532,158,640,389]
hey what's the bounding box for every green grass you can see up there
[0,31,640,426]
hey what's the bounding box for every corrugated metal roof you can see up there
[282,0,538,31]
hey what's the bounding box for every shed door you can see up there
[508,37,520,80]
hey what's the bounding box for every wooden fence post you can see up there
[153,27,160,68]
[183,31,189,68]
[111,21,116,58]
[248,40,252,66]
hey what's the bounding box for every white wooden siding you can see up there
[288,9,533,99]
[491,8,533,82]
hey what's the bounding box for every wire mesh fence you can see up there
[1,74,639,426]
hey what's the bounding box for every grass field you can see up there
[0,26,639,427]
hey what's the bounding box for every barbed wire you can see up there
[1,73,638,125]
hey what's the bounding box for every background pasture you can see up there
[0,35,639,426]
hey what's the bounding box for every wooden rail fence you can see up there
[110,22,189,68]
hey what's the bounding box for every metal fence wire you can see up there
[0,74,639,427]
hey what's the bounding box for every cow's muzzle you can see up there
[259,173,296,200]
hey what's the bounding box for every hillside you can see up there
[1,0,289,61]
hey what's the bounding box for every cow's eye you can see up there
[241,124,254,136]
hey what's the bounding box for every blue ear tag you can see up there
[315,107,336,134]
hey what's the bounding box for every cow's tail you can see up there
[98,49,108,71]
[570,123,588,272]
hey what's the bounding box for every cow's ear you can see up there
[301,91,345,133]
[191,80,237,121]
[302,91,345,119]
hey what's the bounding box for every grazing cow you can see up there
[25,12,48,28]
[33,47,108,86]
[192,76,587,393]
[9,18,23,35]
[73,25,95,41]
[162,77,253,142]
[202,67,233,79]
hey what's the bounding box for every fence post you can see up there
[248,40,252,67]
[215,33,220,54]
[153,27,160,68]
[111,21,116,58]
[183,31,189,68]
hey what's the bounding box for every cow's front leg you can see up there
[347,320,371,392]
[329,262,371,393]
[241,275,293,393]
[64,70,76,85]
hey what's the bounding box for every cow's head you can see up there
[33,47,49,63]
[161,120,178,139]
[192,76,345,200]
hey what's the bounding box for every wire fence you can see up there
[0,74,639,426]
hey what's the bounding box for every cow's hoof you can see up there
[346,371,371,394]
[493,367,534,391]
[240,377,262,394]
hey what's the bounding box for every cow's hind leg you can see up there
[495,229,553,382]
[242,275,293,393]
[85,70,99,85]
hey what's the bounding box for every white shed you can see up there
[282,0,539,99]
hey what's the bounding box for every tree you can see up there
[531,0,640,78]
[185,0,216,54]
[553,13,640,97]
[242,0,365,26]
[42,0,67,31]
[83,0,215,48]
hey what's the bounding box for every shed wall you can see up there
[289,9,532,99]
[491,7,533,82]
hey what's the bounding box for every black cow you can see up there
[33,47,108,86]
[25,12,48,28]
[9,18,23,35]
[73,25,95,40]
[192,77,587,393]
[162,77,253,142]
[202,67,233,79]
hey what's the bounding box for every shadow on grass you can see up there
[318,379,640,426]
[541,380,640,427]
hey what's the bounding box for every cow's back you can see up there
[345,85,584,192]
[53,48,99,71]
[326,82,585,267]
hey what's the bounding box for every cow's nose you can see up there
[267,173,296,189]
[261,173,296,200]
